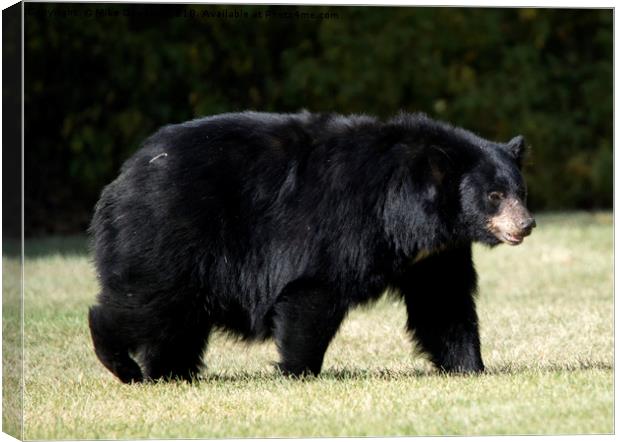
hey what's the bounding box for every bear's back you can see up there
[90,112,383,297]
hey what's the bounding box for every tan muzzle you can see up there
[487,197,536,245]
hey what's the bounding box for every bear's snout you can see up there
[488,198,535,245]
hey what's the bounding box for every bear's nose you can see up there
[519,217,536,232]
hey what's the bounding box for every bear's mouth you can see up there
[498,231,524,245]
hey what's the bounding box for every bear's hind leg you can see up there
[272,283,347,377]
[400,245,484,373]
[89,305,144,383]
[139,300,212,382]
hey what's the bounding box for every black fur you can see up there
[88,111,530,382]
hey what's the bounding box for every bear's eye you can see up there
[488,191,504,203]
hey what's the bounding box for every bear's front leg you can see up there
[272,282,347,376]
[399,245,484,373]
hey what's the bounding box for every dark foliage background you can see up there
[24,3,612,235]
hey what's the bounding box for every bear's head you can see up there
[382,115,535,254]
[458,135,536,246]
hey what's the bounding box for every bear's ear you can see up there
[505,135,526,167]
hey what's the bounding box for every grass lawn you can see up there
[4,212,613,438]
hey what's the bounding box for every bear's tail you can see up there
[88,305,144,383]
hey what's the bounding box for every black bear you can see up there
[88,111,535,383]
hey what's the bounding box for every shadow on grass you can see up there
[485,360,613,375]
[195,367,427,384]
[198,360,613,383]
[4,236,89,258]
